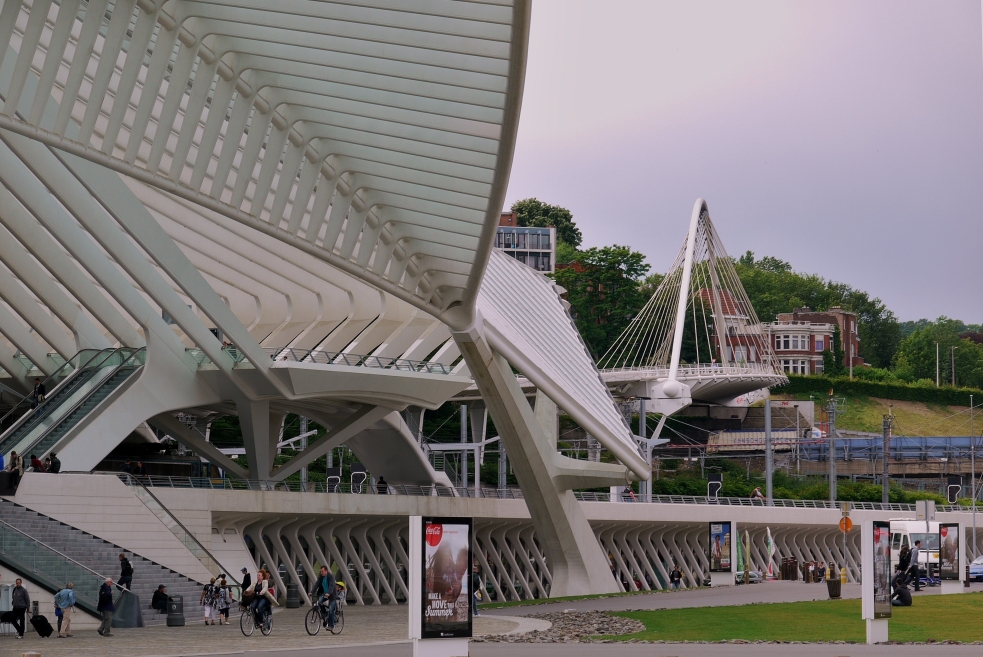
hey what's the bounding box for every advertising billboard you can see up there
[873,520,892,619]
[421,517,473,639]
[709,522,732,572]
[940,523,959,580]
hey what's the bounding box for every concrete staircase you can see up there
[0,498,205,626]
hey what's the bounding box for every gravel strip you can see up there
[474,611,644,643]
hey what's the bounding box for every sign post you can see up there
[409,516,472,657]
[708,521,736,587]
[939,523,964,595]
[861,520,890,644]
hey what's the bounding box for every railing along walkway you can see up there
[185,346,453,375]
[100,473,975,513]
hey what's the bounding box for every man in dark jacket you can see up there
[310,566,337,629]
[670,566,683,589]
[151,585,168,613]
[118,553,133,590]
[11,578,30,638]
[48,452,61,473]
[98,578,115,636]
[240,567,251,593]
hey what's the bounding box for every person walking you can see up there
[120,458,134,475]
[216,576,234,625]
[908,540,922,591]
[200,577,218,625]
[898,545,911,582]
[670,566,683,589]
[11,578,30,639]
[54,582,75,637]
[48,452,61,473]
[471,564,482,617]
[240,567,251,594]
[817,562,826,583]
[118,553,134,591]
[97,578,115,636]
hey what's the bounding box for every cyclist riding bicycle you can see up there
[310,566,339,630]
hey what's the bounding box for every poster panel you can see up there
[940,523,959,580]
[873,520,892,619]
[421,517,473,639]
[709,522,732,572]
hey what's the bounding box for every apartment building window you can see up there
[815,337,824,352]
[781,359,808,374]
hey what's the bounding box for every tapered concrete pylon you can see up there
[454,325,623,597]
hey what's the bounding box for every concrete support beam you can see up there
[454,325,621,597]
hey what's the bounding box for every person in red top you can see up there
[29,454,44,473]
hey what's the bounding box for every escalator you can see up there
[0,348,145,460]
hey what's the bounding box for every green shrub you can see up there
[776,375,982,406]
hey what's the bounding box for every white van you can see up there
[889,520,940,578]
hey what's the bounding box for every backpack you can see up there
[217,587,230,609]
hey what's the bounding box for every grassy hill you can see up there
[773,393,977,436]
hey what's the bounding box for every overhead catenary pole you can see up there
[972,394,976,557]
[765,399,773,506]
[829,398,838,503]
[300,416,308,490]
[881,413,892,504]
[936,342,940,388]
[952,346,958,387]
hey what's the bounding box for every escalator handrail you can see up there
[0,348,122,440]
[19,348,146,458]
[120,472,240,588]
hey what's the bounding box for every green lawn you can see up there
[611,593,983,643]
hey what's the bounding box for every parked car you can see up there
[970,555,983,581]
[735,570,762,585]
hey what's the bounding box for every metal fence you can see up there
[100,472,982,512]
[184,347,453,374]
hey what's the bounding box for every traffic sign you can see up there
[838,517,853,533]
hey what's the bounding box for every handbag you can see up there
[55,607,63,617]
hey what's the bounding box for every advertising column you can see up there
[408,516,473,657]
[708,521,736,587]
[939,523,964,594]
[861,520,891,644]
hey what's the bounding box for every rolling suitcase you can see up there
[30,614,54,638]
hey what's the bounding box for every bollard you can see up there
[840,566,847,584]
[967,565,972,588]
[167,594,185,627]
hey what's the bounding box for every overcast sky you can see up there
[503,0,983,324]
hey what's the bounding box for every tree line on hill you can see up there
[509,198,983,388]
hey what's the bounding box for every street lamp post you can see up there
[936,342,940,388]
[952,346,958,387]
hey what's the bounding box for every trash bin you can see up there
[286,583,300,608]
[826,576,841,599]
[166,595,185,627]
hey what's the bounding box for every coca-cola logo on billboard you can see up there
[425,523,443,547]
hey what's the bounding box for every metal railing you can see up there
[0,517,108,613]
[185,346,454,375]
[119,474,239,587]
[106,472,524,499]
[102,472,977,512]
[601,362,786,380]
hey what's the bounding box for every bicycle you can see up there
[240,605,273,636]
[305,598,345,635]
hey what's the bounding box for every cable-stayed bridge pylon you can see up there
[598,199,787,415]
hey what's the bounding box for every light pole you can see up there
[951,346,958,387]
[794,404,800,476]
[972,394,976,557]
[936,342,940,388]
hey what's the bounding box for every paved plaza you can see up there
[2,582,979,657]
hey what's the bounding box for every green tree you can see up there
[511,198,583,247]
[734,251,901,368]
[892,318,983,388]
[552,245,650,358]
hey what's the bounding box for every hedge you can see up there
[775,375,983,406]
